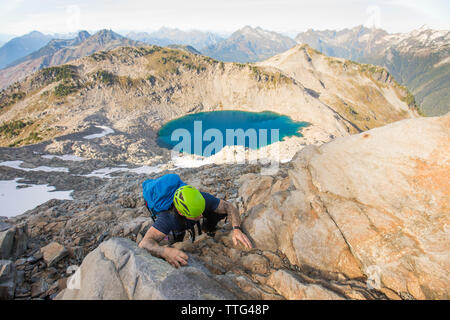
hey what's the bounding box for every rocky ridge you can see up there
[295,25,450,116]
[0,30,144,90]
[258,44,419,131]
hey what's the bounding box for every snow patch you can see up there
[83,126,114,140]
[0,160,69,173]
[83,165,163,178]
[0,179,73,217]
[41,154,86,161]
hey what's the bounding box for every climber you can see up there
[138,184,253,268]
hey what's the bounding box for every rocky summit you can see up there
[1,113,448,300]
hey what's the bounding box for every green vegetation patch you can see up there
[40,65,78,83]
[249,65,292,87]
[92,70,118,85]
[0,91,26,109]
[8,131,43,147]
[0,120,45,147]
[54,83,78,97]
[144,47,211,77]
[326,57,344,66]
[117,75,144,89]
[306,46,323,56]
[395,84,422,114]
[0,120,33,138]
[90,51,109,62]
[358,64,387,76]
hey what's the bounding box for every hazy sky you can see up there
[1,0,449,36]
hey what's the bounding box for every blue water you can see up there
[157,110,309,156]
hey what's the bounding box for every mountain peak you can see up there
[92,29,124,41]
[157,26,182,32]
[76,30,91,41]
[418,24,431,31]
[26,30,46,38]
[238,25,256,34]
[204,26,296,63]
[234,25,291,40]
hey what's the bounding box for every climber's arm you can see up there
[138,226,166,256]
[215,199,241,227]
[215,199,253,249]
[139,226,188,268]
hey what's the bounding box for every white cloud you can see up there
[0,0,24,17]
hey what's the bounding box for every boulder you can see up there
[0,260,16,299]
[40,242,68,267]
[56,237,238,300]
[241,114,450,299]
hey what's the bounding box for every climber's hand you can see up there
[163,247,189,268]
[232,228,253,249]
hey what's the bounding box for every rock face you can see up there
[0,223,28,259]
[56,237,238,300]
[241,114,450,299]
[0,260,16,299]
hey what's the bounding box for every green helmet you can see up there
[173,185,205,218]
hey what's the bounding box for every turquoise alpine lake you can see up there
[157,110,310,156]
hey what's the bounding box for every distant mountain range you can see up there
[295,25,450,116]
[0,25,448,115]
[127,27,224,50]
[127,26,297,63]
[8,31,91,67]
[0,30,143,90]
[0,31,54,69]
[202,26,297,63]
